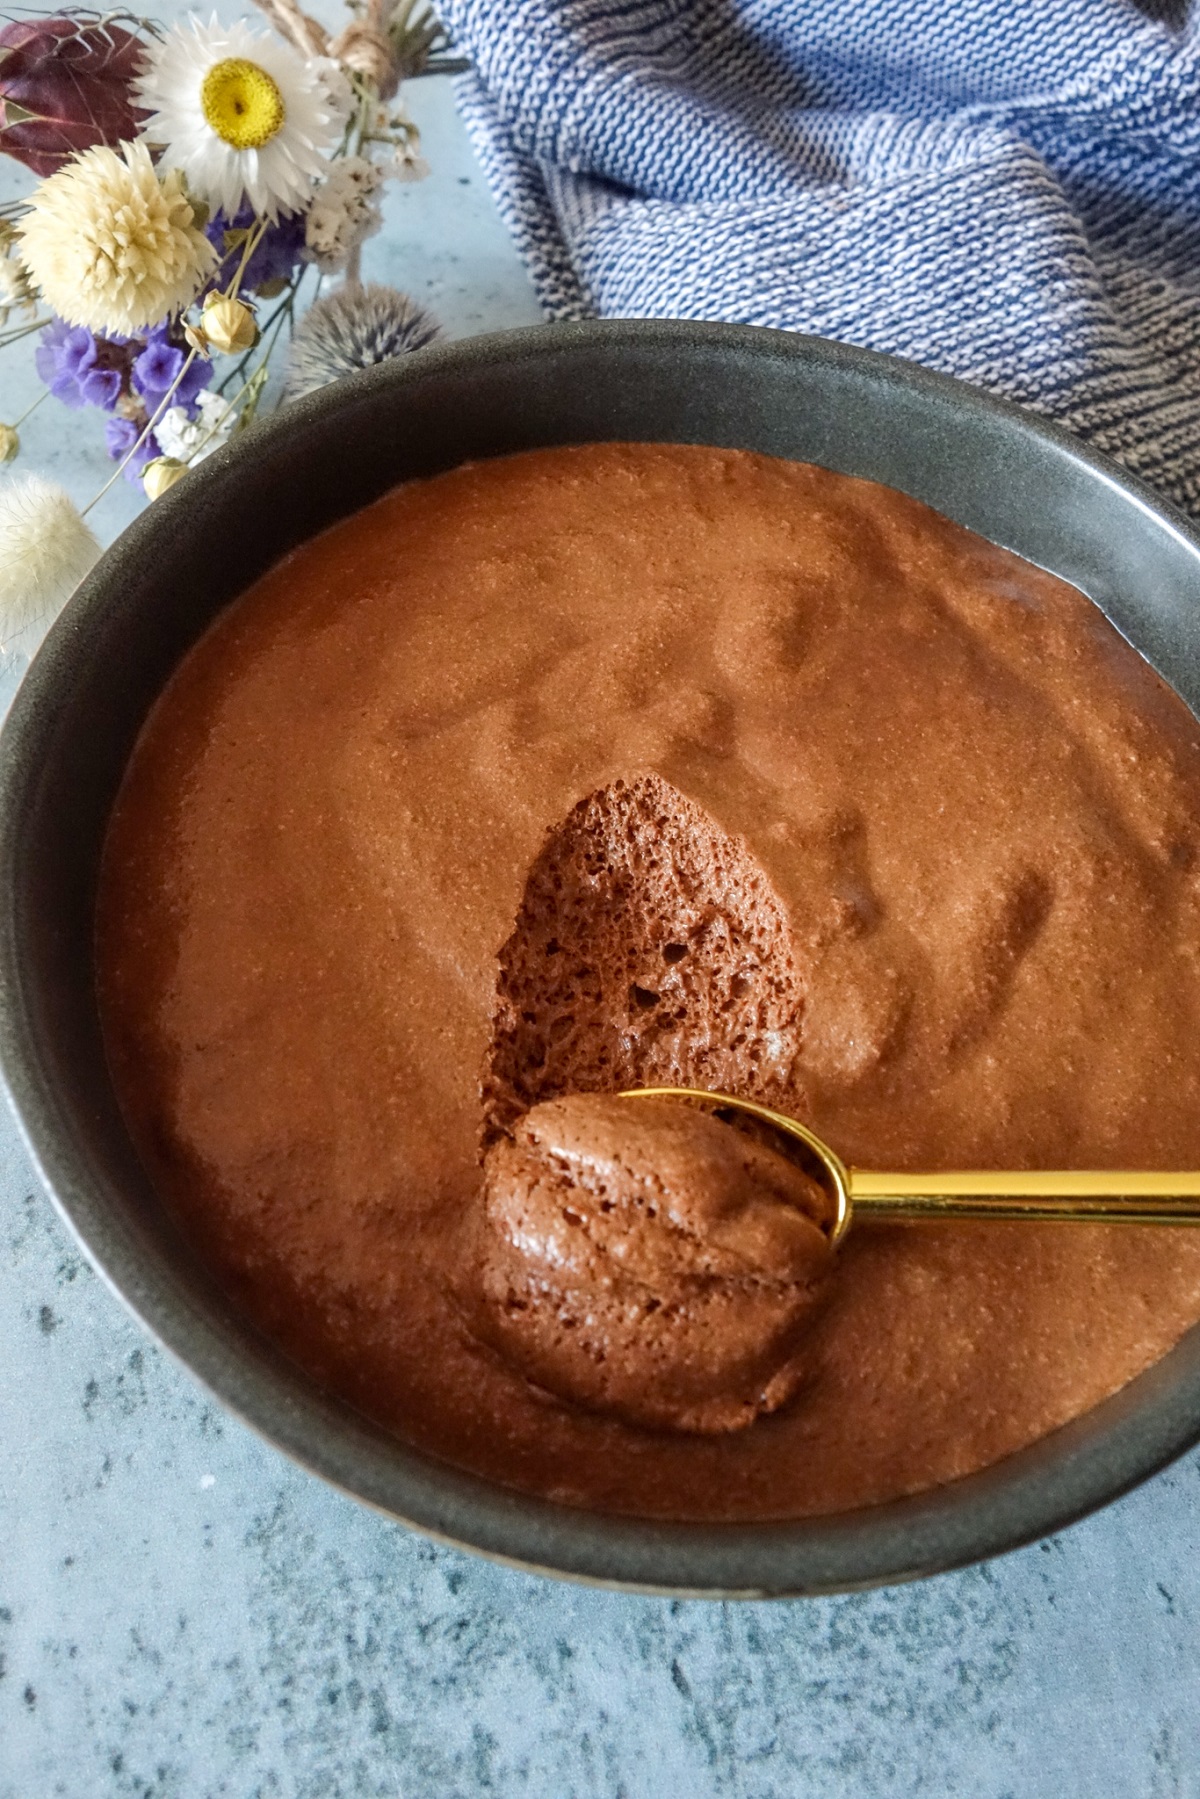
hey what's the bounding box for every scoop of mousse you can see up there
[483,773,807,1142]
[475,1093,833,1434]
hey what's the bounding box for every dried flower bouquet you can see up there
[0,0,453,648]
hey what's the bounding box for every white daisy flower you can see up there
[135,15,346,221]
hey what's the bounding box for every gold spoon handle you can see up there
[850,1168,1200,1224]
[617,1086,1200,1236]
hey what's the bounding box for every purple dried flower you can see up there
[134,431,161,476]
[33,316,71,382]
[132,324,212,413]
[132,331,184,398]
[174,354,211,413]
[103,413,134,458]
[57,324,96,379]
[204,205,306,295]
[34,318,93,406]
[104,414,160,479]
[37,313,211,459]
[78,364,121,409]
[38,316,133,412]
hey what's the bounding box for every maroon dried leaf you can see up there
[0,12,149,176]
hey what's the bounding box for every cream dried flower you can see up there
[388,106,430,184]
[0,246,36,324]
[0,475,100,651]
[304,156,383,274]
[198,292,258,354]
[391,139,431,184]
[143,457,187,500]
[313,56,353,122]
[18,141,215,336]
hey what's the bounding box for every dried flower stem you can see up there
[231,215,272,290]
[188,356,270,460]
[250,0,467,88]
[342,80,377,285]
[259,277,309,406]
[10,387,49,429]
[214,272,305,422]
[217,263,307,394]
[248,0,330,60]
[387,0,464,78]
[81,346,201,512]
[0,316,53,350]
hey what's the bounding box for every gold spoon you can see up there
[618,1086,1200,1248]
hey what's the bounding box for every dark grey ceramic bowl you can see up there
[5,319,1200,1597]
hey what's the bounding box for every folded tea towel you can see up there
[439,0,1200,512]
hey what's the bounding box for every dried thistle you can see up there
[284,281,441,400]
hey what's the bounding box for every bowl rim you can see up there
[6,316,1200,1597]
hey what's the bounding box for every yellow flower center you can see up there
[200,58,285,151]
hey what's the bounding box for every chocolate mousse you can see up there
[95,441,1200,1522]
[477,1094,831,1433]
[485,773,805,1141]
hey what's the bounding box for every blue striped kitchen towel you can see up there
[439,0,1200,512]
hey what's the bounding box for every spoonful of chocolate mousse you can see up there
[476,1092,833,1435]
[473,771,833,1434]
[477,1085,1200,1436]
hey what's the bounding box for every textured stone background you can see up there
[4,15,1200,1795]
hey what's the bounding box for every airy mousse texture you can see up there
[477,1094,831,1434]
[96,442,1200,1522]
[484,773,805,1141]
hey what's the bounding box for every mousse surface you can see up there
[96,442,1200,1521]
